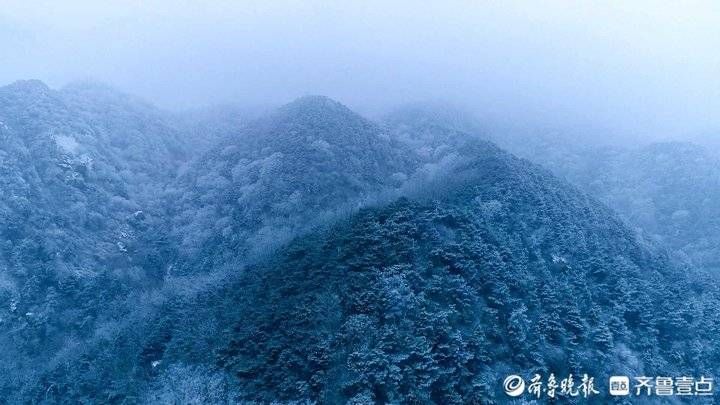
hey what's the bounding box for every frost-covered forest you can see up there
[1,78,720,403]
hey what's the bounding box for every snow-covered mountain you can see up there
[0,80,188,399]
[169,95,415,273]
[3,85,719,403]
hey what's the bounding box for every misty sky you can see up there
[1,1,718,142]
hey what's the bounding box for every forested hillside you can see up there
[168,95,414,273]
[215,139,720,403]
[2,84,719,403]
[386,104,720,273]
[0,80,187,399]
[506,137,720,272]
[176,103,270,155]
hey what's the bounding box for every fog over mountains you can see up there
[1,79,720,402]
[3,2,719,141]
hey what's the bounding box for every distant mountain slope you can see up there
[0,79,146,290]
[0,79,186,280]
[0,80,187,195]
[59,81,188,193]
[386,104,720,272]
[507,138,720,271]
[176,103,272,154]
[170,95,415,273]
[0,80,187,398]
[216,139,720,403]
[382,103,488,171]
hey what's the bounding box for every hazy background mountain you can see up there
[175,103,272,155]
[509,139,720,272]
[384,103,720,274]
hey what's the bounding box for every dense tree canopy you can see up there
[217,140,720,403]
[1,83,719,403]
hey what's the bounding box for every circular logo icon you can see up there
[504,375,526,397]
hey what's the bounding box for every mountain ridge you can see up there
[2,85,719,403]
[168,95,415,273]
[213,133,715,403]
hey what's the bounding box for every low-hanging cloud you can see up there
[1,0,718,143]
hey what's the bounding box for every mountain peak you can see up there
[275,95,359,122]
[60,80,154,111]
[238,94,379,147]
[1,79,51,96]
[62,79,118,94]
[285,94,344,108]
[383,101,480,134]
